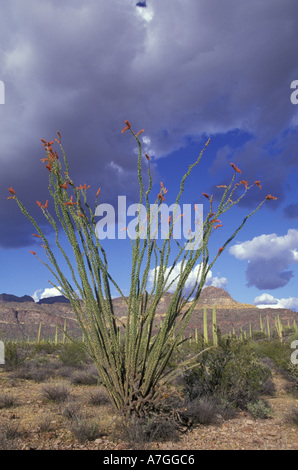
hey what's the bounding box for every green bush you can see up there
[246,399,272,419]
[58,342,87,367]
[183,337,273,411]
[4,341,33,369]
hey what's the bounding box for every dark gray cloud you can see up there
[1,0,298,247]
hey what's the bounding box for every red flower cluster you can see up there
[157,181,168,202]
[7,187,16,199]
[37,200,48,210]
[230,163,242,174]
[76,183,91,190]
[121,120,132,134]
[63,195,77,206]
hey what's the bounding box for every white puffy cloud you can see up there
[254,293,298,311]
[148,261,227,297]
[229,229,298,289]
[33,286,63,302]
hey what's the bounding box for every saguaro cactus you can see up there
[212,305,218,347]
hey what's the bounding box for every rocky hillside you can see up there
[0,287,297,341]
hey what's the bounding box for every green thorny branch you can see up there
[7,121,277,415]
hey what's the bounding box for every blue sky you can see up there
[0,1,298,310]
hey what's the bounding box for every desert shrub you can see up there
[62,401,82,421]
[42,383,71,403]
[38,414,54,433]
[285,407,298,426]
[4,341,33,369]
[115,414,179,449]
[250,339,290,371]
[58,342,88,367]
[0,422,20,449]
[0,393,18,409]
[251,337,298,395]
[88,389,111,406]
[63,405,101,443]
[69,416,101,443]
[71,365,99,385]
[246,399,272,419]
[284,363,298,397]
[11,362,59,382]
[251,330,268,340]
[181,396,224,426]
[183,337,272,411]
[33,341,59,355]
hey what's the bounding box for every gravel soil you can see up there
[0,367,297,451]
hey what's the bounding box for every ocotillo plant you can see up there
[7,121,276,415]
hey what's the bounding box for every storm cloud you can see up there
[1,0,298,247]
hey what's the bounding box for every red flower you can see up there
[56,130,61,143]
[145,153,150,161]
[202,193,210,199]
[121,120,132,134]
[136,129,145,137]
[158,193,166,202]
[218,247,224,254]
[7,187,16,199]
[32,234,41,238]
[239,180,248,189]
[255,181,262,189]
[63,195,77,206]
[230,163,242,174]
[76,183,91,190]
[37,200,48,209]
[29,251,36,255]
[266,194,277,200]
[96,187,101,198]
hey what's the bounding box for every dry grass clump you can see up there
[0,422,20,450]
[0,392,18,409]
[113,413,180,450]
[41,383,71,403]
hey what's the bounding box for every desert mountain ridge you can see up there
[0,286,297,341]
[0,293,70,305]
